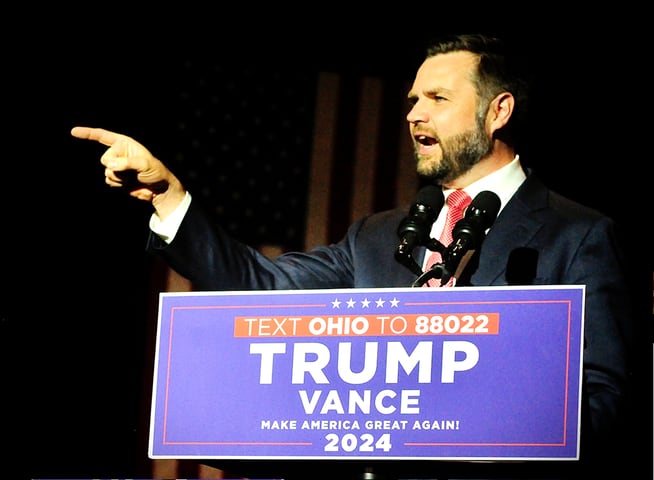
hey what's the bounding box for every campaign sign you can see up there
[149,285,584,461]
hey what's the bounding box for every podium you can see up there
[148,285,585,479]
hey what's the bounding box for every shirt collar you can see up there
[444,155,525,214]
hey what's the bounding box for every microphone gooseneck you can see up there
[395,185,444,276]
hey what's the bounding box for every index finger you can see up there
[70,126,125,147]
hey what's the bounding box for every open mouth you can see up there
[415,134,438,146]
[415,134,439,154]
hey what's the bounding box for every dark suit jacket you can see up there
[148,171,635,474]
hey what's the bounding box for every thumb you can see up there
[102,138,151,172]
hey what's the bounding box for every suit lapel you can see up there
[469,174,549,285]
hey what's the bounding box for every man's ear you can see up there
[488,92,514,132]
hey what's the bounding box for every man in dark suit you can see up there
[71,33,637,479]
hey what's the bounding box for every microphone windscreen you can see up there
[469,191,501,227]
[415,185,444,212]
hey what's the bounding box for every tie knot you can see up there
[447,190,472,212]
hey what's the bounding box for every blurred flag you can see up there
[168,62,417,254]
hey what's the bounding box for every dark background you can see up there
[2,8,651,480]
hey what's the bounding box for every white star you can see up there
[390,297,400,307]
[346,298,356,308]
[331,298,341,308]
[375,298,385,308]
[361,298,371,308]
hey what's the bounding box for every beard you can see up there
[415,121,493,185]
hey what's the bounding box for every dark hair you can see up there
[425,33,531,149]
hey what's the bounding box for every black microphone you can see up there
[440,190,501,285]
[395,185,444,276]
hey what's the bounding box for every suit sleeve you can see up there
[567,215,635,460]
[145,199,358,291]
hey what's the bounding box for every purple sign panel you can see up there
[149,286,584,461]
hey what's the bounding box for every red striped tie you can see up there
[423,190,472,287]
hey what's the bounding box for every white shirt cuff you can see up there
[149,191,192,244]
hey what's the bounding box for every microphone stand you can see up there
[411,249,478,288]
[411,263,446,287]
[354,466,388,479]
[410,238,447,288]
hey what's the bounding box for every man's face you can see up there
[407,51,492,184]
